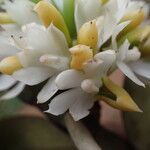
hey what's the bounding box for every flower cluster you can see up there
[0,0,149,121]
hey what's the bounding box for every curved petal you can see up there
[13,66,55,85]
[117,61,145,87]
[47,88,95,121]
[117,40,130,61]
[47,23,69,56]
[130,61,150,80]
[0,75,16,91]
[46,88,78,116]
[21,23,51,52]
[0,36,20,59]
[75,0,102,32]
[55,69,86,90]
[0,82,25,100]
[69,89,95,121]
[37,75,58,104]
[94,50,116,75]
[112,21,130,50]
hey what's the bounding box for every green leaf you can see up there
[30,0,41,3]
[0,116,76,150]
[52,0,76,38]
[0,98,24,120]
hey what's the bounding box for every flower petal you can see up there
[55,69,86,90]
[46,88,78,116]
[117,61,145,87]
[3,0,40,26]
[117,40,130,61]
[94,50,116,75]
[69,89,95,121]
[47,23,69,56]
[130,61,150,80]
[0,36,20,59]
[112,21,130,50]
[37,75,58,104]
[0,75,16,91]
[0,82,25,100]
[75,0,102,32]
[13,66,55,85]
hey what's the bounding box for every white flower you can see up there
[111,22,145,87]
[47,49,116,121]
[130,60,150,85]
[0,26,25,100]
[75,0,148,46]
[0,75,25,100]
[0,0,148,120]
[10,23,70,103]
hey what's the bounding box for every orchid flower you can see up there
[47,21,143,121]
[0,26,25,100]
[0,0,149,121]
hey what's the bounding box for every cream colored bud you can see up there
[97,77,142,112]
[34,1,71,45]
[100,0,108,5]
[70,45,93,70]
[0,12,15,24]
[120,10,145,36]
[0,56,22,75]
[77,20,98,53]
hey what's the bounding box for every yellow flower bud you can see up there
[0,12,15,24]
[34,0,71,45]
[77,20,98,53]
[70,45,93,70]
[120,10,145,36]
[100,0,108,5]
[97,77,142,112]
[0,56,22,75]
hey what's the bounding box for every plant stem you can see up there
[65,113,102,150]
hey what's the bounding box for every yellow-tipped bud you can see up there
[70,45,93,70]
[119,26,150,46]
[100,0,108,5]
[97,77,142,112]
[78,20,98,53]
[120,10,145,36]
[0,12,15,24]
[34,1,71,45]
[0,56,22,75]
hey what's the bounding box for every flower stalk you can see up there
[65,113,102,150]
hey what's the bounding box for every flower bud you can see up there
[77,20,98,53]
[70,45,93,70]
[97,77,142,112]
[100,0,108,5]
[120,10,145,36]
[0,12,14,24]
[0,56,22,75]
[34,0,71,45]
